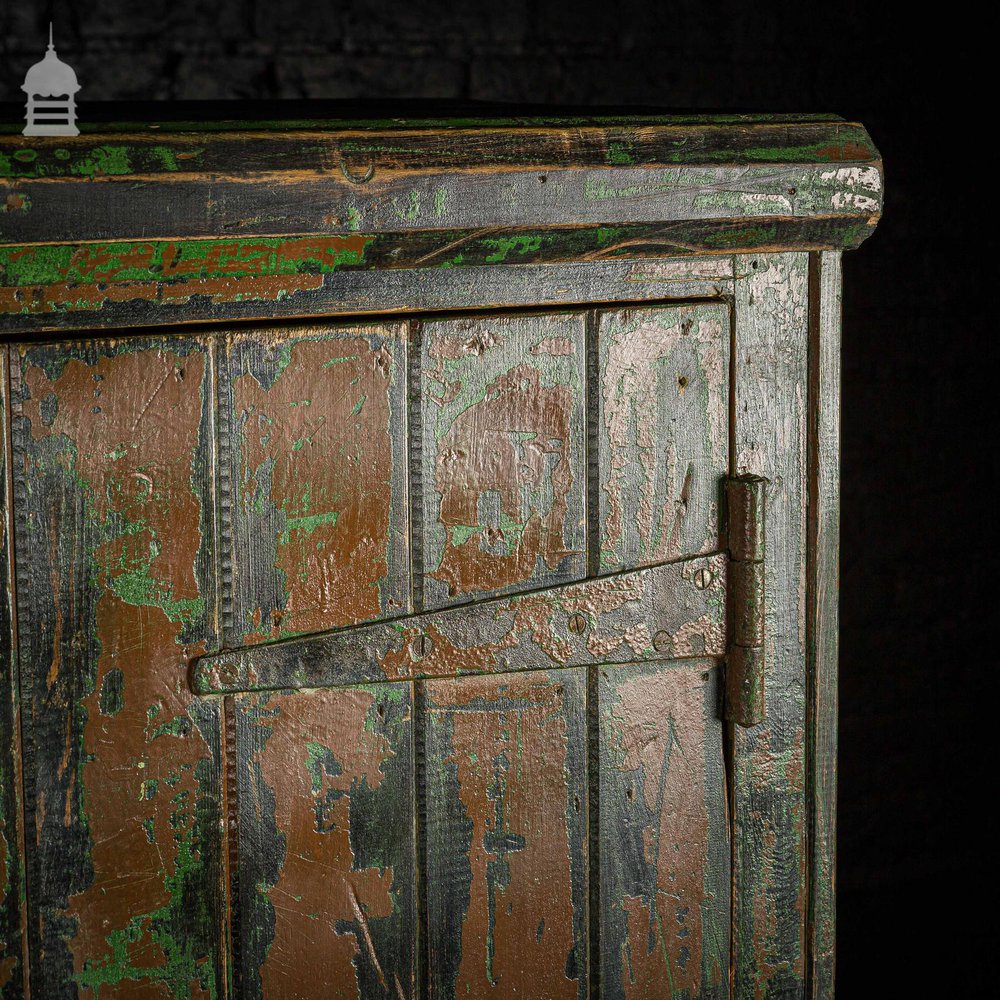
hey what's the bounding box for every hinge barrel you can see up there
[725,475,768,726]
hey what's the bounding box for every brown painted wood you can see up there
[0,119,882,247]
[0,255,736,337]
[423,668,588,999]
[599,660,729,998]
[731,253,810,998]
[418,312,588,610]
[218,322,409,647]
[234,683,415,998]
[8,336,226,997]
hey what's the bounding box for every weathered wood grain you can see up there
[419,312,588,610]
[0,120,878,179]
[731,254,810,998]
[9,337,225,997]
[219,323,409,648]
[234,683,414,999]
[596,303,729,573]
[0,349,26,998]
[424,668,588,999]
[0,255,735,337]
[0,121,882,248]
[192,553,728,696]
[0,111,856,140]
[806,252,841,999]
[600,660,729,999]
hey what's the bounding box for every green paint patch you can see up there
[481,234,544,264]
[0,235,372,288]
[98,668,125,716]
[351,394,367,415]
[449,524,480,547]
[433,186,448,217]
[607,141,636,165]
[110,571,205,624]
[304,740,341,794]
[280,510,339,544]
[394,189,421,222]
[74,776,220,999]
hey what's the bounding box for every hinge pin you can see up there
[725,475,768,727]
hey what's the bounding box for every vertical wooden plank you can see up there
[10,338,224,997]
[221,323,408,646]
[218,322,415,996]
[425,668,588,999]
[806,252,842,998]
[420,313,587,609]
[234,683,414,998]
[732,253,810,998]
[600,660,729,999]
[597,303,730,573]
[0,349,27,998]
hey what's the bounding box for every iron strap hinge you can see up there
[190,478,768,727]
[725,474,768,727]
[190,552,728,697]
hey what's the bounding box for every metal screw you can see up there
[653,630,671,652]
[568,612,587,634]
[411,633,433,659]
[694,567,714,590]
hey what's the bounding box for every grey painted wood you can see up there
[596,303,730,573]
[0,348,27,998]
[731,252,810,999]
[807,251,842,999]
[0,257,736,337]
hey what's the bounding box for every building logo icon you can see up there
[22,24,81,137]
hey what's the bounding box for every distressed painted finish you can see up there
[220,324,408,647]
[0,115,882,335]
[424,668,588,999]
[597,304,729,573]
[600,660,729,999]
[731,254,810,998]
[0,111,883,997]
[0,351,26,998]
[234,684,414,999]
[192,553,728,696]
[9,338,224,998]
[419,312,587,609]
[0,215,873,336]
[0,120,882,248]
[0,253,737,337]
[0,119,879,179]
[806,252,842,998]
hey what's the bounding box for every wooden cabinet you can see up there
[0,111,882,998]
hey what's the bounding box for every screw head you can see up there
[653,630,672,652]
[694,567,714,590]
[411,634,433,659]
[568,612,587,634]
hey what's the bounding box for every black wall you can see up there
[2,1,991,992]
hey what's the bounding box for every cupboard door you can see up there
[4,299,732,998]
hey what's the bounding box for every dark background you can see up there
[2,0,992,992]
